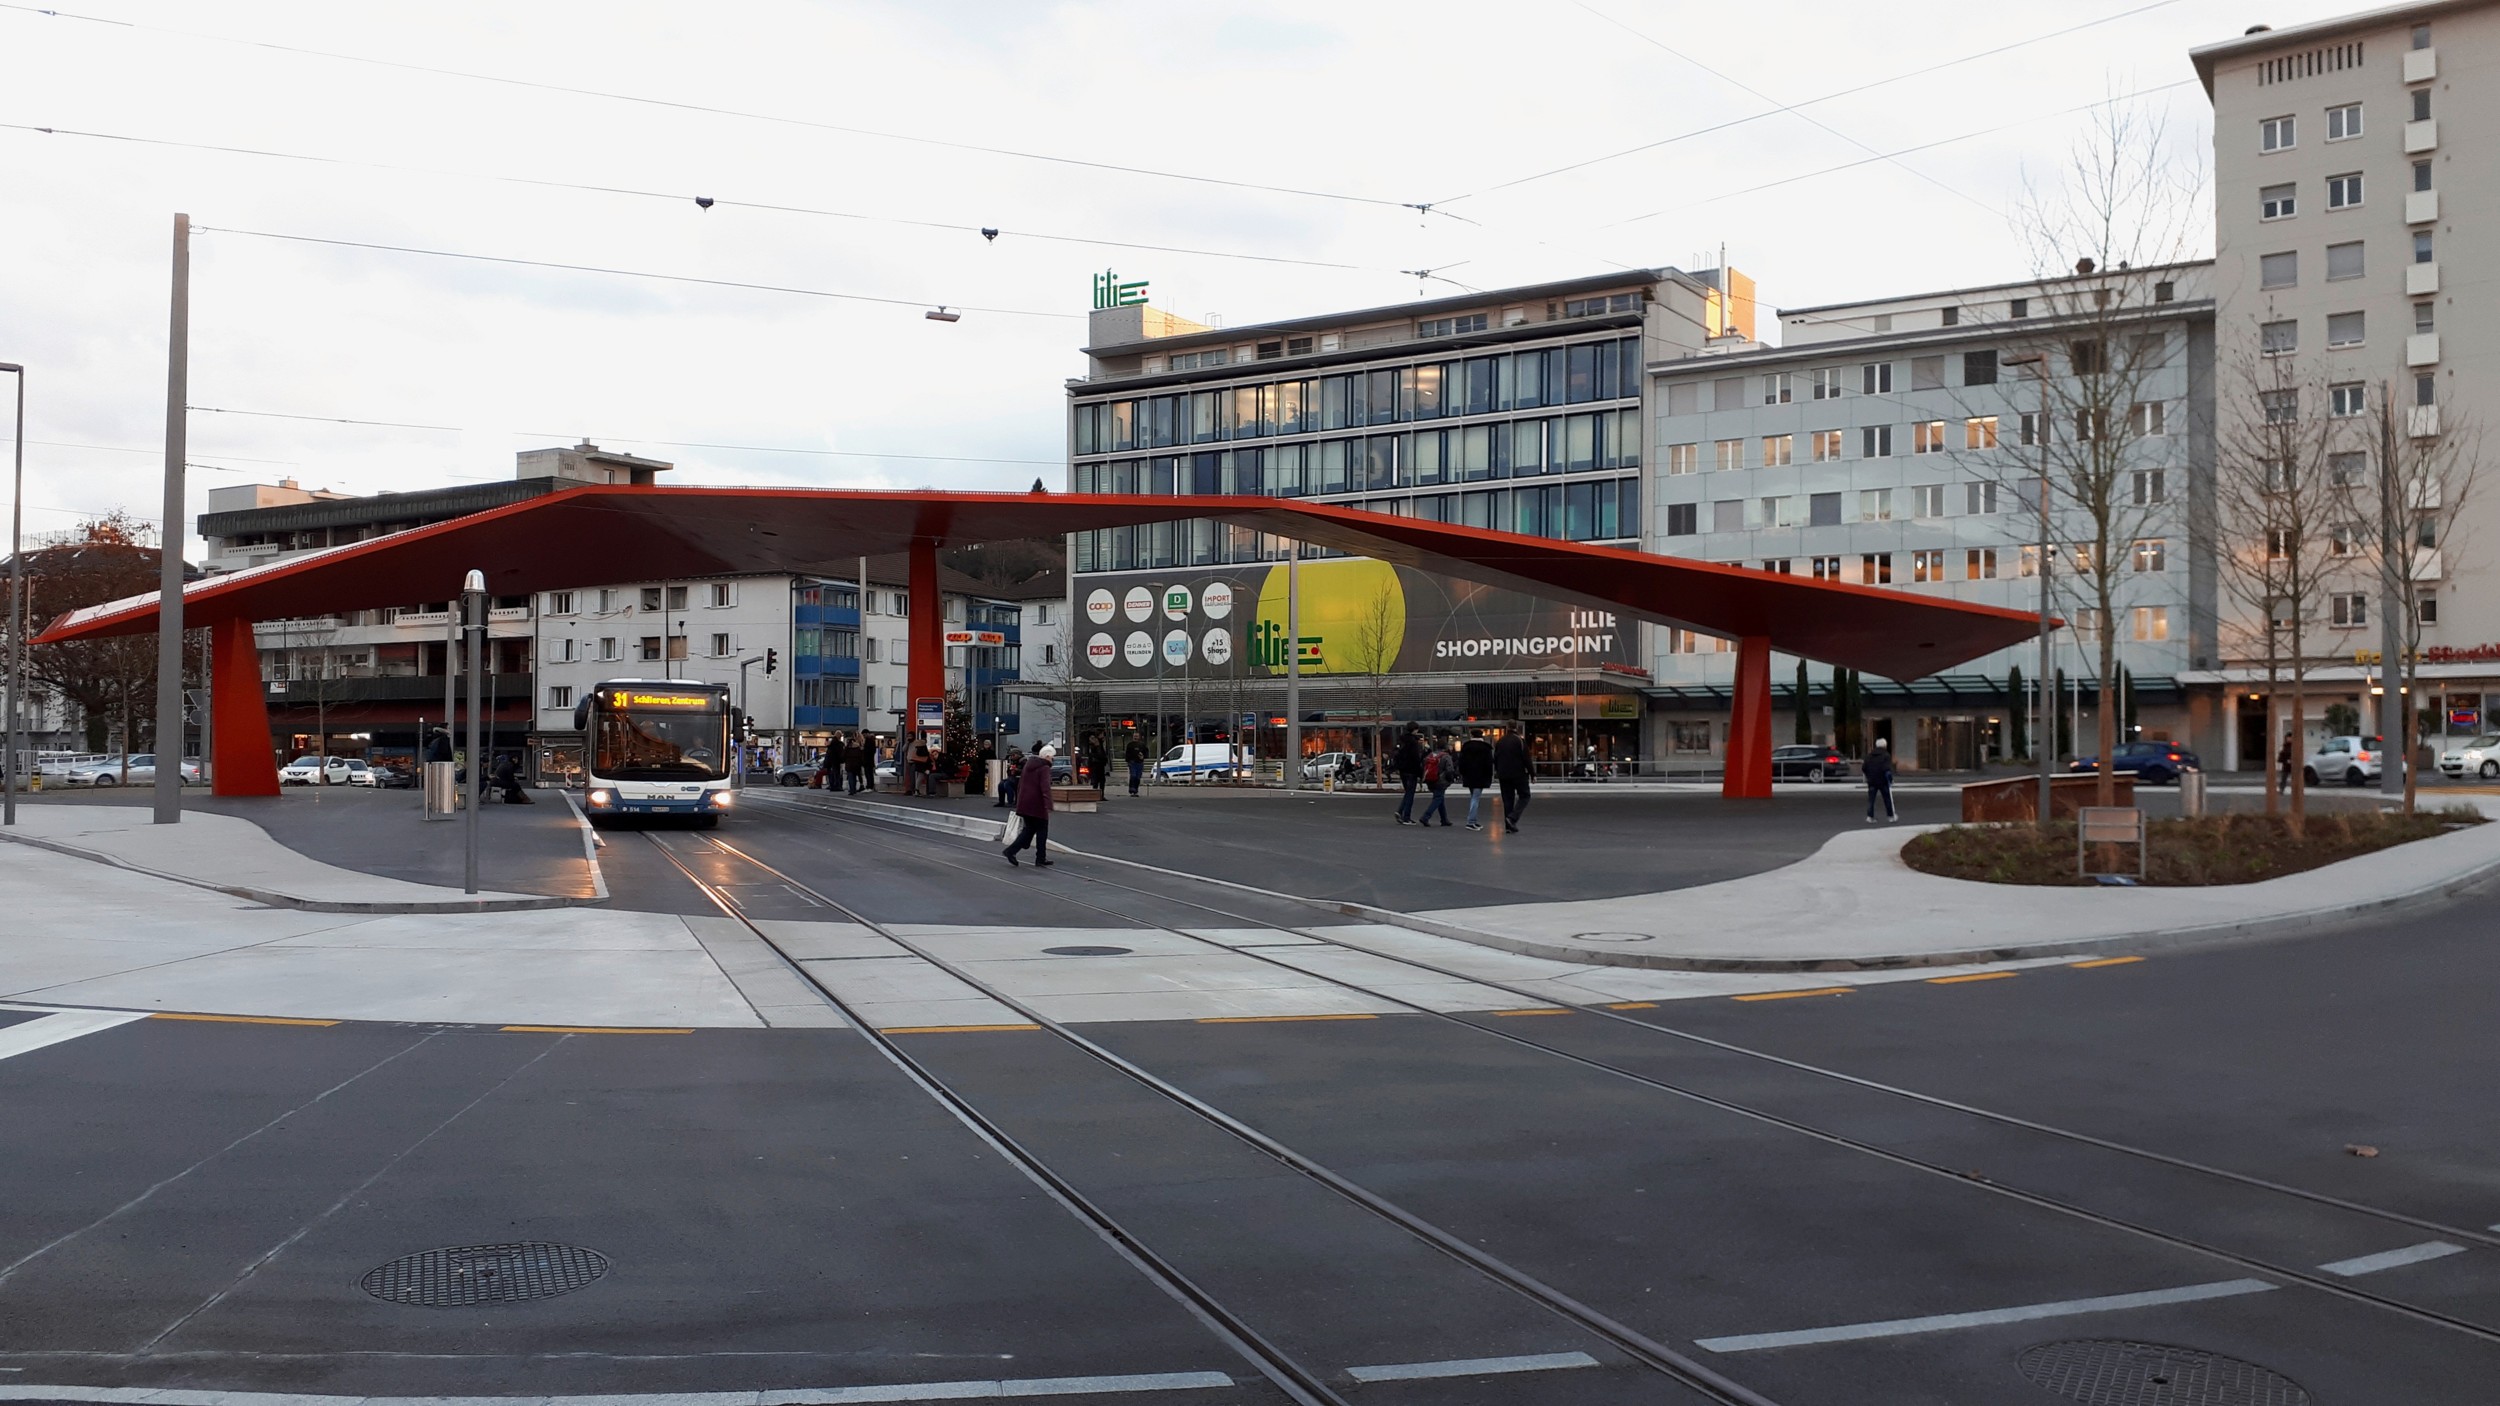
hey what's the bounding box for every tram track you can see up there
[637,825,1786,1406]
[739,790,2500,1354]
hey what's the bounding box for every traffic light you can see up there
[764,648,777,675]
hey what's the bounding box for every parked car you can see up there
[2303,735,2385,788]
[774,759,825,786]
[2067,741,2202,785]
[2437,734,2500,781]
[62,754,204,787]
[1770,745,1849,783]
[278,755,357,786]
[1157,743,1245,781]
[369,763,420,789]
[1300,750,1372,783]
[339,759,378,786]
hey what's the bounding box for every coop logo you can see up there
[1085,589,1117,626]
[1201,581,1234,620]
[1086,633,1117,668]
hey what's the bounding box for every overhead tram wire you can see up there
[189,225,1078,320]
[0,123,1388,276]
[0,2,1443,219]
[184,407,1059,468]
[1430,0,2183,206]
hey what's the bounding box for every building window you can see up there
[2415,159,2434,193]
[1859,553,1893,586]
[2325,241,2365,280]
[1861,362,1892,394]
[2019,411,2041,447]
[2132,538,2166,572]
[2072,609,2104,642]
[1712,500,1744,533]
[1659,441,1694,475]
[1963,350,1997,386]
[2132,606,2171,642]
[2260,251,2298,289]
[1912,484,1947,518]
[2418,593,2438,626]
[2261,183,2296,220]
[1911,356,1945,391]
[1763,372,1792,405]
[709,583,733,608]
[2019,545,2040,579]
[864,684,879,711]
[1912,420,1946,455]
[2330,382,2367,418]
[1965,416,1999,450]
[1965,548,1998,580]
[1940,306,1960,327]
[2009,297,2030,319]
[2261,319,2298,355]
[862,637,879,662]
[1758,496,1798,529]
[707,632,729,657]
[2154,280,2175,303]
[2130,470,2166,506]
[2073,408,2108,442]
[1809,492,1842,527]
[1811,430,1844,463]
[1714,439,1744,471]
[1911,550,1947,583]
[2417,373,2437,407]
[2327,172,2363,209]
[1860,424,1893,458]
[2326,103,2362,141]
[546,591,577,615]
[2411,88,2431,122]
[1810,556,1842,580]
[640,587,662,611]
[639,636,661,661]
[2414,301,2435,333]
[1858,489,1893,523]
[2413,22,2432,48]
[1416,313,1488,337]
[1811,368,1844,400]
[1963,482,1995,515]
[548,685,573,709]
[2069,339,2107,376]
[2130,401,2167,437]
[2262,389,2299,424]
[2261,114,2296,151]
[2326,311,2365,347]
[597,636,617,660]
[2415,230,2434,264]
[1761,434,1793,467]
[2331,593,2368,628]
[1666,503,1698,536]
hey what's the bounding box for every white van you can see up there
[1156,743,1247,781]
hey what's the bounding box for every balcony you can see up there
[489,606,533,623]
[2407,262,2440,296]
[2407,404,2441,439]
[395,611,452,628]
[2407,333,2440,367]
[262,673,533,707]
[2405,47,2436,81]
[2406,190,2439,224]
[2405,119,2438,153]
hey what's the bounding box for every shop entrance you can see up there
[1914,716,1981,772]
[2238,704,2271,773]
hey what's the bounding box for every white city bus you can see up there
[574,679,736,827]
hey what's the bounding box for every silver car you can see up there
[2438,734,2500,781]
[65,754,202,787]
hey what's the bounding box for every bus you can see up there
[574,679,736,826]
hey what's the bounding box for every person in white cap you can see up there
[1005,744,1057,867]
[1863,737,1897,823]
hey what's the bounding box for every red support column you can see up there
[906,540,947,749]
[1721,634,1774,800]
[209,616,281,796]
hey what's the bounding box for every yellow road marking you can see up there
[500,1025,693,1035]
[881,1023,1043,1035]
[2071,956,2145,969]
[1607,1001,1660,1010]
[1927,972,2019,984]
[1491,1007,1572,1017]
[1732,987,1852,1002]
[151,1012,340,1027]
[1196,1013,1379,1024]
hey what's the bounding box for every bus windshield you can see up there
[594,707,729,781]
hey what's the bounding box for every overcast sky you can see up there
[0,0,2364,552]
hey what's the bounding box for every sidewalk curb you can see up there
[756,791,1011,842]
[0,830,585,914]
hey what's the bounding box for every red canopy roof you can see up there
[40,487,2048,679]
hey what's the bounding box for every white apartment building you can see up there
[2192,1,2500,766]
[1645,267,2218,769]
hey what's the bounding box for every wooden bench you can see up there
[2077,806,2146,880]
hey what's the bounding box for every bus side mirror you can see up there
[573,700,590,731]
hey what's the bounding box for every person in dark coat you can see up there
[422,727,453,765]
[1391,725,1425,825]
[1004,745,1056,867]
[1864,737,1897,823]
[1125,738,1146,796]
[1087,736,1110,797]
[1417,735,1455,827]
[1492,730,1532,833]
[998,748,1023,807]
[849,736,870,795]
[1456,728,1495,831]
[489,752,532,804]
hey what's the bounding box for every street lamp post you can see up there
[2,361,22,827]
[461,569,486,895]
[2004,351,2055,825]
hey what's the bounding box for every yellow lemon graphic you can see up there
[1247,558,1406,675]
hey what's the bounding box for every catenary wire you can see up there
[0,121,1388,275]
[190,225,1081,320]
[1435,0,2182,205]
[179,408,1058,468]
[0,3,1438,216]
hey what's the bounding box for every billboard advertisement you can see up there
[1074,560,1638,681]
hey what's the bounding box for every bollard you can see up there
[2179,766,2206,819]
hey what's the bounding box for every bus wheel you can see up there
[695,814,721,830]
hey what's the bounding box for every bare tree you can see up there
[2003,100,2205,807]
[1342,583,1404,783]
[2210,341,2361,835]
[2368,392,2482,813]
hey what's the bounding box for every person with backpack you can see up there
[1125,737,1146,796]
[1864,736,1897,823]
[1456,728,1495,831]
[1417,735,1454,827]
[1492,729,1531,833]
[1391,725,1425,825]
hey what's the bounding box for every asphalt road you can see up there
[5,802,2498,1403]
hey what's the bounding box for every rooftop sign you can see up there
[1091,268,1148,309]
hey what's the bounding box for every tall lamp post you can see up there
[2003,351,2055,824]
[461,569,486,895]
[2,361,22,827]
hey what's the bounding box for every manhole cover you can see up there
[361,1242,610,1307]
[1572,931,1658,944]
[1043,945,1134,956]
[2017,1339,2310,1406]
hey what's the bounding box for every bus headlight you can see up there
[587,789,613,807]
[708,790,734,807]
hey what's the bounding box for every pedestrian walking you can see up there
[1417,735,1454,827]
[1004,745,1056,867]
[1863,737,1897,823]
[2278,731,2295,791]
[1088,736,1110,798]
[1492,729,1532,833]
[1391,725,1425,825]
[1125,737,1146,796]
[1457,728,1495,831]
[846,736,869,795]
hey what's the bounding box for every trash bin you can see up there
[2178,766,2206,819]
[423,760,460,819]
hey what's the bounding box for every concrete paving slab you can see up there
[747,919,908,960]
[679,917,847,1029]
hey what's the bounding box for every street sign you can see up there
[914,697,943,727]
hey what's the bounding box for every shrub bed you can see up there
[1901,809,2482,886]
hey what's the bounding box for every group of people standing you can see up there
[1389,724,1532,834]
[807,734,877,795]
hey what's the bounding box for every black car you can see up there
[2068,740,2201,784]
[1771,745,1849,782]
